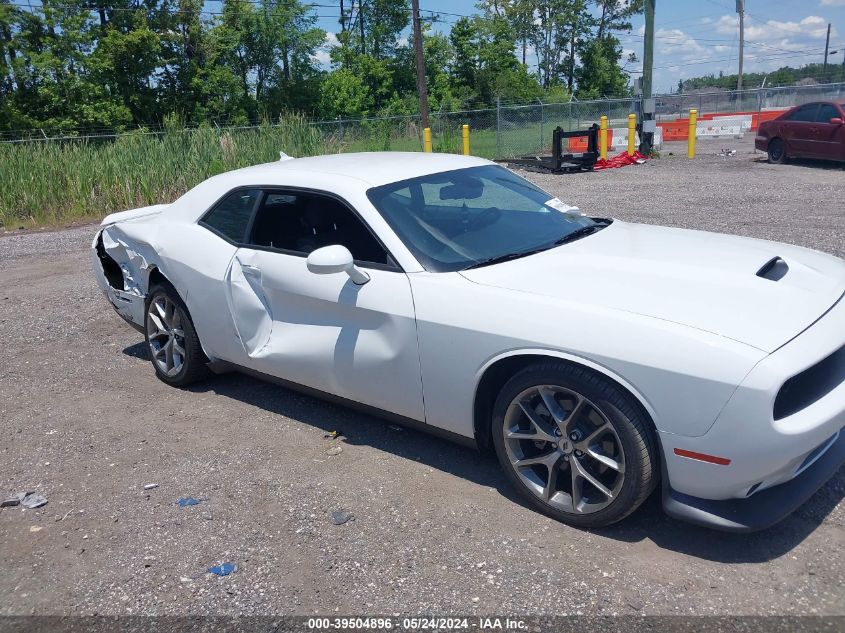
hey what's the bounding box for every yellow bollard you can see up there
[688,109,697,159]
[462,124,470,156]
[599,116,608,160]
[627,113,636,156]
[423,127,432,153]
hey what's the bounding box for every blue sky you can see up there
[312,0,845,93]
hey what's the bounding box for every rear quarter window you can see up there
[200,189,262,242]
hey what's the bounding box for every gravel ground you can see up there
[1,142,843,617]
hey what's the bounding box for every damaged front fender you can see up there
[91,213,167,332]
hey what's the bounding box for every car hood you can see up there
[459,221,845,353]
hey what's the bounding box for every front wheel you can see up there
[144,283,210,387]
[491,361,658,528]
[767,138,786,164]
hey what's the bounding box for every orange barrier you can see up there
[566,109,789,148]
[658,108,789,141]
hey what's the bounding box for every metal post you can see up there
[737,0,745,91]
[627,113,636,156]
[462,124,470,156]
[423,127,432,152]
[599,115,608,160]
[688,109,697,159]
[496,97,502,158]
[823,22,831,83]
[539,99,544,153]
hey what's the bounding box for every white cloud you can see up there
[820,0,845,7]
[312,32,339,67]
[715,14,835,42]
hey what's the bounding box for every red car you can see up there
[755,101,845,164]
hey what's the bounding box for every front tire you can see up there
[767,138,786,164]
[491,361,658,528]
[144,283,210,387]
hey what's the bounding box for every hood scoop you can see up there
[757,256,789,281]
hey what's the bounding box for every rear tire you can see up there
[767,138,786,164]
[491,361,658,528]
[144,282,210,387]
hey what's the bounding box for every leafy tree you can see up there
[319,67,370,118]
[575,35,629,98]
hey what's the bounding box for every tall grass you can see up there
[0,113,327,227]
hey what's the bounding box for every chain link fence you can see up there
[2,82,844,159]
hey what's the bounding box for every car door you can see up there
[782,104,820,156]
[811,103,845,160]
[180,187,264,364]
[225,188,426,422]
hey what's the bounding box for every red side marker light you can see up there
[673,448,731,466]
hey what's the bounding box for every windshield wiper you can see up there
[464,222,610,270]
[464,247,551,270]
[553,223,607,245]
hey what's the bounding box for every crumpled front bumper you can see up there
[91,230,146,332]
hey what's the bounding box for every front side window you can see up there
[816,104,840,123]
[367,165,606,272]
[247,190,392,266]
[788,104,819,122]
[201,189,262,242]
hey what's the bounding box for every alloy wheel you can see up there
[146,295,187,377]
[502,385,626,515]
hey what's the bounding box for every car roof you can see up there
[230,151,495,188]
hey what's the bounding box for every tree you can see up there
[594,0,643,39]
[575,35,629,98]
[449,17,479,90]
[319,67,370,118]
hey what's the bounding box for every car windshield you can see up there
[366,165,608,272]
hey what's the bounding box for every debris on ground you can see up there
[143,483,159,490]
[2,496,22,508]
[29,525,43,533]
[207,562,237,577]
[593,150,647,170]
[330,510,353,525]
[20,493,48,509]
[325,446,343,456]
[718,148,738,157]
[177,497,204,507]
[323,430,342,439]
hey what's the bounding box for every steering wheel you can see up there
[466,207,501,230]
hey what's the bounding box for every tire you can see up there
[491,361,658,528]
[144,282,210,387]
[767,138,786,164]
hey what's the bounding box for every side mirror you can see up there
[830,118,843,125]
[306,245,370,285]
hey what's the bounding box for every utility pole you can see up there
[823,22,831,83]
[411,0,430,129]
[736,0,744,91]
[642,0,654,101]
[640,0,655,153]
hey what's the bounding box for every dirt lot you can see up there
[1,143,843,617]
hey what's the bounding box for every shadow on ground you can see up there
[752,155,845,170]
[124,341,844,565]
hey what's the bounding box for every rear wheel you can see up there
[491,361,658,528]
[767,138,786,164]
[144,283,210,387]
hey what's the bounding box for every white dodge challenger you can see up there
[92,152,845,531]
